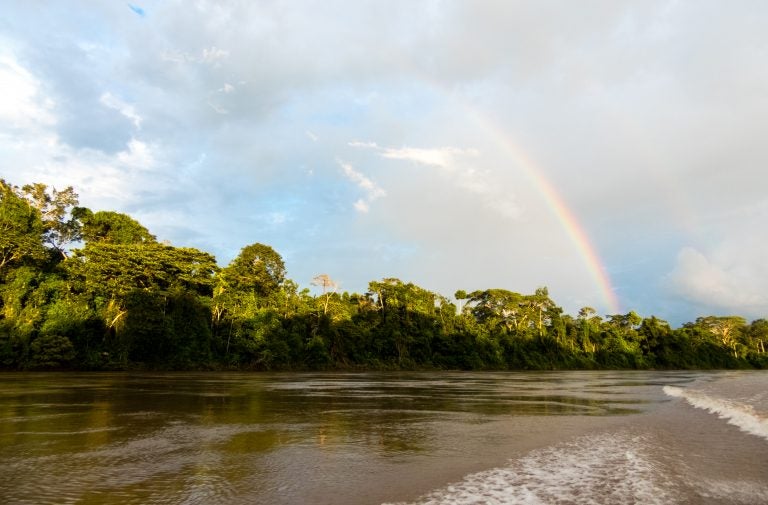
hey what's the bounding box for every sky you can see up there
[1,1,767,324]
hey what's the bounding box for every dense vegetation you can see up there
[1,179,767,371]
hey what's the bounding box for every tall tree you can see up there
[467,289,527,333]
[20,183,81,258]
[695,316,747,357]
[747,319,768,354]
[454,290,468,313]
[75,208,156,244]
[222,243,286,299]
[312,274,338,315]
[0,180,46,273]
[576,307,601,353]
[67,243,218,298]
[527,287,555,337]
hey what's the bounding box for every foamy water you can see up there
[386,432,678,505]
[663,385,768,442]
[386,374,768,505]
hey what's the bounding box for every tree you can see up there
[455,290,468,313]
[695,316,747,358]
[29,334,76,368]
[312,274,338,316]
[366,278,439,365]
[0,180,46,273]
[576,307,601,353]
[67,243,218,298]
[637,315,672,361]
[747,319,768,354]
[75,208,156,244]
[368,278,437,317]
[222,243,286,299]
[466,289,527,333]
[606,311,642,330]
[63,242,217,366]
[527,287,555,337]
[601,311,644,363]
[210,244,287,363]
[21,183,81,258]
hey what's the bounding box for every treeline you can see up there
[1,179,767,370]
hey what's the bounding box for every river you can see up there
[1,371,766,504]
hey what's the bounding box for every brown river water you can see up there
[1,371,767,504]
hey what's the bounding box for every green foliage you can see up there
[222,243,285,298]
[0,180,46,273]
[75,209,156,244]
[67,242,217,298]
[2,176,767,372]
[21,183,81,257]
[29,334,75,368]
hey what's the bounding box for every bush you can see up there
[29,334,75,368]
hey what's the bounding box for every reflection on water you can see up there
[0,371,746,504]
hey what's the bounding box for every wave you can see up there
[663,386,768,442]
[385,432,678,505]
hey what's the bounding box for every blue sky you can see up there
[2,1,767,324]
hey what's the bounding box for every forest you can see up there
[1,178,767,371]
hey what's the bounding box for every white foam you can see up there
[663,385,768,442]
[386,432,678,505]
[694,478,768,505]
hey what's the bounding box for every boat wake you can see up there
[386,432,678,505]
[663,385,768,442]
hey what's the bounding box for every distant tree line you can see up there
[1,178,767,370]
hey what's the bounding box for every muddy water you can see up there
[1,371,766,504]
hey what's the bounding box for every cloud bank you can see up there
[2,1,768,322]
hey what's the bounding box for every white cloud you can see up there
[380,146,478,169]
[4,133,166,207]
[351,142,520,220]
[99,92,142,129]
[0,54,165,211]
[162,46,230,66]
[116,139,157,170]
[338,160,386,213]
[4,1,768,319]
[208,84,235,114]
[667,246,768,317]
[353,199,370,213]
[0,52,163,207]
[201,46,229,64]
[339,161,383,194]
[0,51,55,129]
[348,141,379,149]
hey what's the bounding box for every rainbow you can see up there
[464,107,622,314]
[354,76,622,314]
